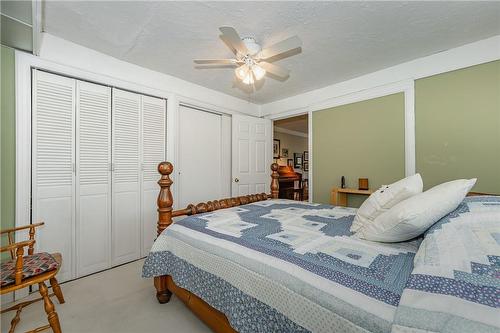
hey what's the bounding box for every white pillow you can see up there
[356,178,476,242]
[350,174,423,233]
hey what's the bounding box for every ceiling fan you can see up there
[194,26,302,85]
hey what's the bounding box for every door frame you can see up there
[267,112,311,201]
[265,79,415,202]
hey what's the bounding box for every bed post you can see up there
[155,161,173,304]
[157,161,174,236]
[271,162,279,199]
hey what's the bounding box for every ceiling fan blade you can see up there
[258,61,290,79]
[194,59,237,64]
[259,36,302,60]
[219,26,249,55]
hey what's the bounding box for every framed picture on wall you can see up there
[281,148,289,158]
[273,139,280,158]
[303,151,309,161]
[294,153,302,168]
[303,162,309,171]
[287,159,293,167]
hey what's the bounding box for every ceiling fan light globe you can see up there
[252,65,266,80]
[235,65,249,80]
[242,73,254,85]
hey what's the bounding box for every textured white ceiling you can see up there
[43,1,500,104]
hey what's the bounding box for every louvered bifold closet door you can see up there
[112,89,142,266]
[32,70,76,282]
[141,96,166,256]
[76,81,112,277]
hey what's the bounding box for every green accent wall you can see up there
[415,60,500,194]
[313,93,406,207]
[1,45,16,255]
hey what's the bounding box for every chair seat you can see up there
[1,252,59,287]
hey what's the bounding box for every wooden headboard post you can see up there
[270,162,279,199]
[157,161,174,236]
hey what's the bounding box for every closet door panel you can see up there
[178,106,222,208]
[112,89,141,266]
[76,81,112,277]
[141,96,166,256]
[32,70,75,282]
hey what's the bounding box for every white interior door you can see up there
[178,106,228,208]
[141,95,166,256]
[76,81,112,277]
[32,70,76,282]
[112,88,141,266]
[231,114,272,196]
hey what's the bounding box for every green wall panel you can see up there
[313,93,405,207]
[415,60,500,194]
[1,45,16,256]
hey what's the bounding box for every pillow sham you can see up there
[350,174,423,233]
[355,178,476,242]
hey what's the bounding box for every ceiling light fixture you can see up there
[194,27,302,88]
[234,62,266,85]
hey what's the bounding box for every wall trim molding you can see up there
[307,111,313,202]
[274,126,308,138]
[261,35,500,117]
[32,0,42,56]
[268,80,415,201]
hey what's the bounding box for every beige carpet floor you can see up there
[1,259,212,333]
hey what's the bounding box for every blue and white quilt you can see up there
[392,196,500,333]
[143,200,420,333]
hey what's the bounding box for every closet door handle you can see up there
[234,178,239,183]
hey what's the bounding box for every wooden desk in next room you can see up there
[330,188,374,207]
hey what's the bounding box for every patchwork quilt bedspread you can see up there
[143,200,420,333]
[392,196,500,333]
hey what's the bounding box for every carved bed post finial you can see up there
[270,163,279,199]
[157,161,174,236]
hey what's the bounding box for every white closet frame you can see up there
[31,70,167,282]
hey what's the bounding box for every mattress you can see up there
[143,199,420,333]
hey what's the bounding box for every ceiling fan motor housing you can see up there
[241,37,261,56]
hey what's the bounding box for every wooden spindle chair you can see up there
[1,222,65,333]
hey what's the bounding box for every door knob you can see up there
[234,178,239,183]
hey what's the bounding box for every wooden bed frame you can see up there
[153,161,280,333]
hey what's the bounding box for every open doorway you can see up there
[273,114,309,201]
